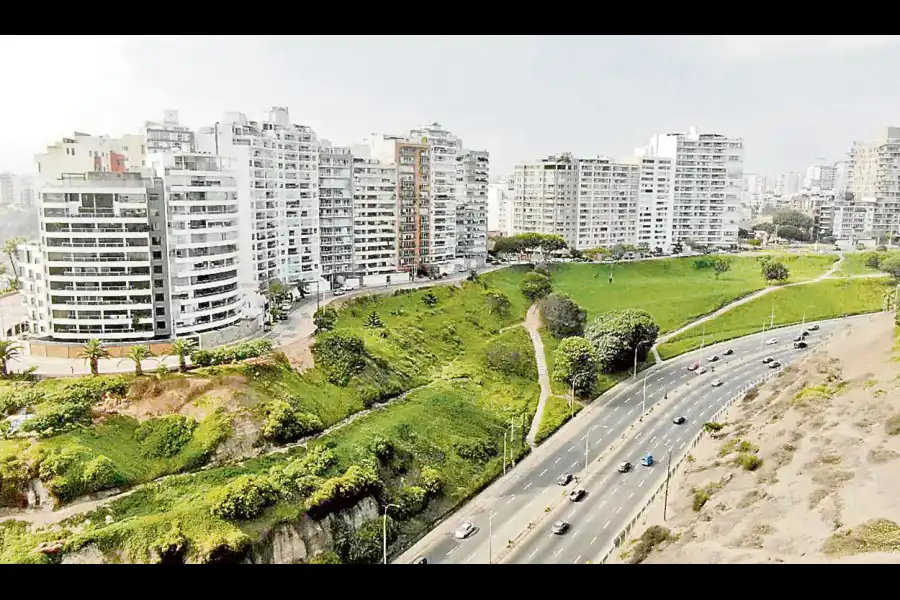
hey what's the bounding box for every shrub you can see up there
[421,292,439,308]
[692,488,711,511]
[313,306,338,333]
[306,464,380,517]
[134,415,199,458]
[312,332,370,386]
[735,453,763,471]
[37,448,125,504]
[307,551,342,564]
[452,439,498,463]
[584,309,659,372]
[703,422,725,433]
[420,466,443,496]
[482,289,512,316]
[552,336,599,397]
[533,263,552,278]
[190,339,274,367]
[398,485,428,517]
[520,272,552,301]
[628,525,671,564]
[540,293,587,338]
[210,475,278,521]
[337,517,396,564]
[262,401,324,444]
[368,435,394,461]
[364,311,384,329]
[20,400,92,437]
[886,414,900,436]
[485,341,535,379]
[864,252,882,269]
[761,260,789,283]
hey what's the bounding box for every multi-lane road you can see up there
[398,317,857,565]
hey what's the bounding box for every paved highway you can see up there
[402,318,851,565]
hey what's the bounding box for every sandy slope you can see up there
[616,313,900,564]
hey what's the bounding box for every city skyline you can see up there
[4,36,900,179]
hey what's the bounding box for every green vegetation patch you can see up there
[824,519,900,556]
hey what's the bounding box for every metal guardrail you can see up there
[594,365,784,565]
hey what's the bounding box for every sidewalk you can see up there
[8,354,181,377]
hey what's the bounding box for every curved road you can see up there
[397,315,862,564]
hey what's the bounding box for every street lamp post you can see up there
[488,508,493,564]
[383,503,400,564]
[642,370,651,414]
[801,305,815,328]
[633,340,650,378]
[699,325,706,352]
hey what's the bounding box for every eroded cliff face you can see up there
[244,497,380,564]
[56,496,381,565]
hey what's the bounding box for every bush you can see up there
[368,435,394,461]
[584,309,659,373]
[703,422,725,433]
[364,311,384,329]
[312,332,370,386]
[864,252,883,269]
[735,453,763,471]
[421,292,439,308]
[20,401,92,437]
[541,293,587,338]
[452,439,497,463]
[533,263,552,278]
[37,448,126,505]
[262,402,324,444]
[420,466,443,496]
[210,475,278,521]
[761,260,789,283]
[313,306,338,333]
[337,517,396,564]
[482,289,511,316]
[628,525,671,564]
[190,339,274,367]
[692,488,710,511]
[306,464,380,517]
[134,415,199,458]
[520,272,553,301]
[307,551,342,564]
[398,485,428,517]
[552,336,599,397]
[484,341,535,379]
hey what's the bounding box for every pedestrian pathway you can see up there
[523,304,552,447]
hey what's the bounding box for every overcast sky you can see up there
[3,35,900,178]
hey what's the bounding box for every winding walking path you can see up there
[523,304,552,448]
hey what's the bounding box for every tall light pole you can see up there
[699,324,707,352]
[571,371,593,419]
[488,507,494,564]
[633,340,650,378]
[769,298,775,329]
[383,503,400,564]
[801,304,815,327]
[642,370,651,414]
[663,449,672,521]
[502,431,508,476]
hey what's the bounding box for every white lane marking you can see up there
[681,373,687,378]
[616,419,622,426]
[574,555,582,564]
[465,553,476,563]
[568,446,575,453]
[590,425,598,432]
[586,514,595,524]
[446,547,458,556]
[539,469,548,477]
[680,442,686,449]
[572,531,580,539]
[580,435,587,441]
[603,521,611,529]
[507,495,516,505]
[616,506,622,514]
[570,461,578,469]
[627,408,634,415]
[649,435,657,444]
[600,477,609,485]
[524,501,534,510]
[529,548,539,559]
[490,511,497,518]
[692,420,697,425]
[693,400,700,406]
[628,493,634,499]
[523,482,533,491]
[657,376,663,382]
[554,547,564,557]
[614,406,620,411]
[554,457,562,464]
[594,439,602,448]
[639,478,646,487]
[590,536,598,545]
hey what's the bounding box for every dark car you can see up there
[707,355,720,362]
[557,473,573,486]
[769,361,782,369]
[801,330,810,338]
[413,556,428,564]
[809,324,820,331]
[794,335,804,342]
[568,489,586,502]
[794,341,808,349]
[724,349,734,356]
[673,416,686,425]
[762,357,774,364]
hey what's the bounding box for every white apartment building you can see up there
[632,155,674,251]
[35,132,145,182]
[318,142,354,281]
[775,171,802,197]
[0,173,15,206]
[196,108,323,295]
[350,147,398,276]
[151,152,244,337]
[487,179,514,236]
[24,171,164,341]
[832,201,875,242]
[643,127,744,248]
[575,157,639,249]
[409,124,461,264]
[512,154,580,246]
[455,150,489,266]
[144,110,196,154]
[804,164,836,192]
[844,126,900,238]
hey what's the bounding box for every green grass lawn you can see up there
[657,278,894,359]
[538,253,835,334]
[834,251,886,277]
[534,394,583,445]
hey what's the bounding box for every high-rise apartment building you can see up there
[23,171,164,341]
[318,143,354,282]
[350,147,397,275]
[0,173,15,206]
[575,157,639,249]
[643,127,744,248]
[35,132,145,181]
[196,108,322,294]
[804,164,836,192]
[512,154,580,246]
[487,179,514,236]
[144,110,196,154]
[632,155,674,251]
[455,150,489,265]
[841,126,900,239]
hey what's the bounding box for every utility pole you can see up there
[663,449,672,521]
[315,280,320,311]
[488,508,493,564]
[642,370,650,414]
[383,503,399,564]
[633,340,649,378]
[502,432,508,476]
[769,298,775,329]
[584,426,590,474]
[699,324,706,351]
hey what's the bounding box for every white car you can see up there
[343,284,358,292]
[696,366,708,375]
[332,288,346,296]
[765,338,778,345]
[454,521,477,540]
[711,379,723,387]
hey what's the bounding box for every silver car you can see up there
[454,521,477,540]
[551,521,570,535]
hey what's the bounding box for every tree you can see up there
[772,209,814,233]
[2,237,25,287]
[363,311,384,328]
[761,260,789,283]
[774,224,808,242]
[753,222,775,235]
[713,256,732,279]
[864,251,883,270]
[584,309,660,373]
[636,242,650,256]
[80,339,110,376]
[482,289,511,316]
[0,339,22,378]
[520,272,552,301]
[879,253,900,279]
[313,306,338,333]
[737,228,753,240]
[167,338,196,373]
[421,291,439,307]
[610,244,629,260]
[540,293,587,338]
[120,345,153,376]
[552,337,599,397]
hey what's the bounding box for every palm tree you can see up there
[2,237,25,288]
[0,339,22,378]
[119,345,153,376]
[80,339,109,376]
[167,338,196,373]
